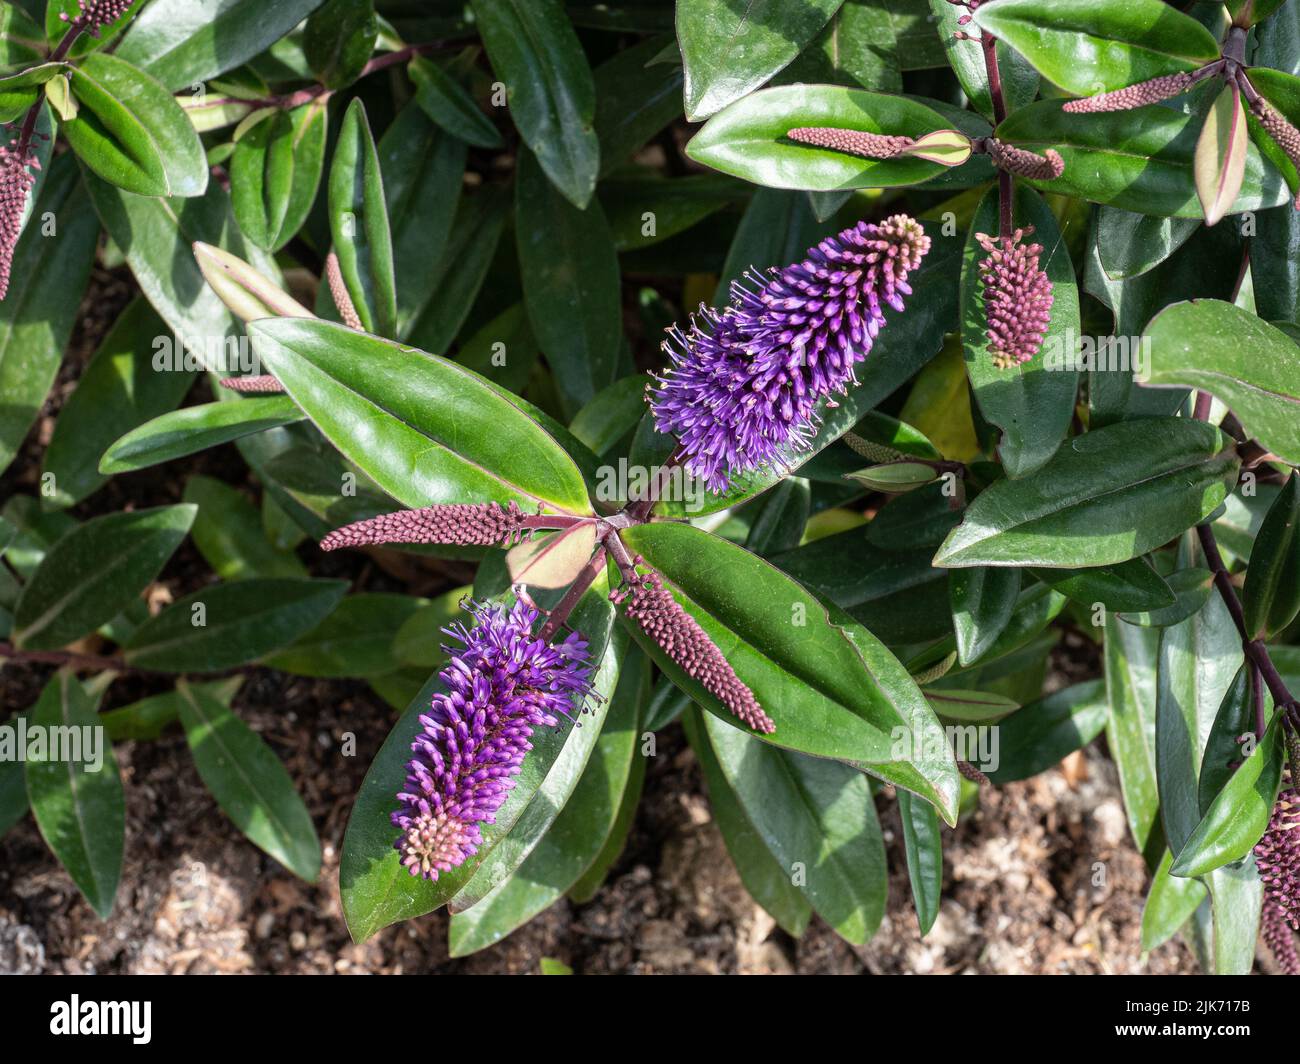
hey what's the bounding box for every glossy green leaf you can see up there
[1115,566,1214,628]
[516,148,622,418]
[43,298,195,508]
[246,318,593,514]
[1243,473,1300,639]
[934,418,1240,568]
[303,0,377,89]
[621,522,960,822]
[231,99,327,251]
[1205,857,1265,974]
[682,707,811,936]
[340,589,615,940]
[0,62,65,120]
[1252,203,1300,326]
[962,185,1079,477]
[1032,558,1176,613]
[1197,664,1256,817]
[928,0,1039,120]
[1171,712,1284,878]
[264,593,430,678]
[63,52,207,197]
[1096,207,1200,281]
[1141,848,1207,951]
[995,99,1290,218]
[176,679,321,881]
[329,98,396,338]
[677,0,846,120]
[182,474,306,582]
[687,84,954,191]
[13,505,195,650]
[102,680,242,742]
[700,710,886,945]
[116,0,325,91]
[972,0,1220,96]
[570,374,653,458]
[1104,616,1162,855]
[898,789,943,936]
[470,0,599,208]
[950,567,1021,666]
[0,154,100,477]
[100,396,302,474]
[123,578,347,672]
[410,54,501,149]
[24,672,123,918]
[1141,299,1300,465]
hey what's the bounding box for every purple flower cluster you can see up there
[60,0,134,33]
[1255,784,1300,932]
[393,600,592,880]
[0,143,37,300]
[321,502,527,551]
[651,215,930,492]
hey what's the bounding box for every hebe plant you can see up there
[0,0,1298,973]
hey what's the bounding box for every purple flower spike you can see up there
[1262,898,1300,975]
[321,502,527,551]
[219,373,285,394]
[393,599,592,879]
[786,127,915,160]
[986,139,1064,181]
[1252,99,1300,210]
[1062,72,1195,113]
[613,567,775,734]
[976,227,1054,369]
[1255,785,1300,932]
[0,143,37,301]
[61,0,134,33]
[651,214,930,492]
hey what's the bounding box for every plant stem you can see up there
[1,642,136,674]
[979,30,1013,236]
[536,546,607,642]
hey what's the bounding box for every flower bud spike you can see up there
[958,760,991,785]
[321,502,527,551]
[1251,98,1300,209]
[1263,897,1300,975]
[613,563,775,734]
[1062,72,1196,113]
[1255,780,1300,932]
[986,139,1064,180]
[218,374,285,394]
[786,126,915,160]
[976,228,1054,369]
[326,250,363,330]
[0,143,37,300]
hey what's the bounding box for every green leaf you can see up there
[1197,664,1256,818]
[25,672,123,918]
[123,578,348,672]
[1032,558,1177,613]
[13,505,195,650]
[897,790,943,935]
[246,318,593,514]
[447,642,647,951]
[681,707,811,935]
[677,0,846,120]
[928,0,1038,120]
[328,99,396,337]
[1170,712,1284,878]
[43,298,195,508]
[972,0,1220,97]
[699,709,886,944]
[0,154,100,478]
[183,474,306,582]
[1115,566,1214,628]
[1244,473,1300,639]
[1141,848,1207,951]
[116,0,325,92]
[1141,300,1300,465]
[0,715,29,836]
[176,679,321,881]
[934,418,1240,568]
[686,84,955,191]
[410,54,502,149]
[303,0,377,90]
[1252,203,1300,326]
[570,374,654,458]
[378,103,468,340]
[1103,616,1162,855]
[0,62,66,121]
[470,0,599,208]
[621,521,960,822]
[962,185,1079,477]
[340,589,615,940]
[63,53,207,197]
[1205,857,1265,974]
[231,99,327,252]
[995,99,1290,218]
[264,593,429,678]
[1096,207,1200,281]
[516,148,622,418]
[593,35,682,177]
[100,396,302,475]
[950,567,1021,667]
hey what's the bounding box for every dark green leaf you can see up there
[183,474,307,581]
[1115,567,1214,628]
[410,54,502,149]
[934,418,1240,568]
[470,0,599,208]
[25,672,123,918]
[1243,473,1300,639]
[63,52,207,197]
[1104,616,1162,854]
[951,567,1021,666]
[516,148,622,418]
[303,0,377,89]
[329,99,396,337]
[1096,207,1200,281]
[929,0,1038,120]
[123,578,347,672]
[898,790,942,936]
[593,35,682,177]
[231,100,327,252]
[1141,848,1207,951]
[984,680,1105,782]
[13,505,195,650]
[264,593,429,678]
[1032,558,1177,613]
[1197,664,1256,818]
[246,318,594,514]
[177,679,321,881]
